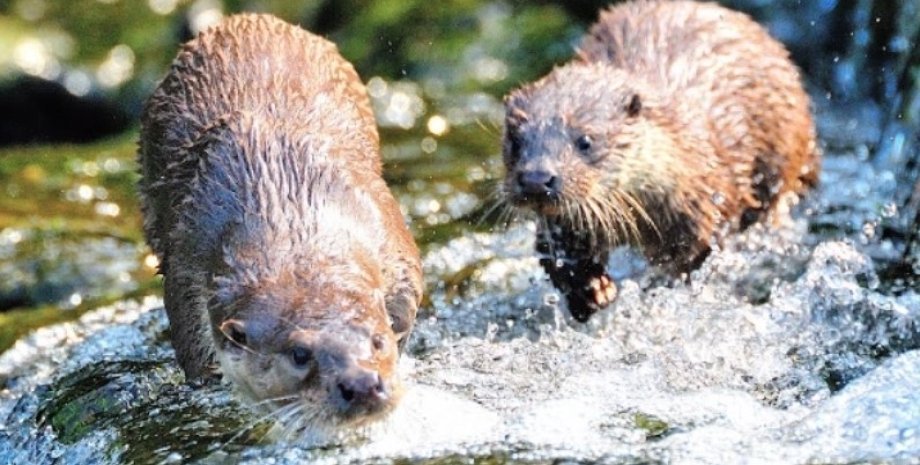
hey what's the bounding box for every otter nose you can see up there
[336,369,388,413]
[518,170,561,196]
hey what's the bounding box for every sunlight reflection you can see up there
[96,44,135,88]
[148,0,179,15]
[189,0,223,34]
[13,37,59,79]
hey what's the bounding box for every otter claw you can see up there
[588,275,617,307]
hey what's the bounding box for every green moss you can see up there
[37,359,177,443]
[34,358,269,461]
[0,133,141,234]
[633,413,670,440]
[0,283,160,354]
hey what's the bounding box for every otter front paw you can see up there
[565,274,617,322]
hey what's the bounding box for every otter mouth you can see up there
[335,398,396,425]
[510,194,564,216]
[507,169,565,216]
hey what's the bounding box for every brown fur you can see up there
[137,14,422,425]
[502,1,819,321]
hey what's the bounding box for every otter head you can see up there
[207,240,403,427]
[502,63,664,242]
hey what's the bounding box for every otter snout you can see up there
[518,170,562,198]
[335,366,390,417]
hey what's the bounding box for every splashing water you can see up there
[1,138,919,463]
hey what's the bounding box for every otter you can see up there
[137,14,422,425]
[501,1,819,322]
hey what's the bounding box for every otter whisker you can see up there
[584,193,612,241]
[566,199,586,236]
[620,190,660,240]
[612,192,636,243]
[283,403,335,445]
[610,190,642,243]
[478,197,509,228]
[578,201,595,243]
[497,202,520,229]
[247,394,300,410]
[479,181,524,229]
[583,195,613,247]
[276,402,308,443]
[214,398,299,454]
[474,117,502,137]
[536,215,556,262]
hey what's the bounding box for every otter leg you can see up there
[163,268,218,381]
[536,221,616,322]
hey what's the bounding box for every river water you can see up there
[1,105,919,463]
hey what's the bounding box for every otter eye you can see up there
[626,93,642,117]
[290,346,312,367]
[220,319,247,347]
[506,131,524,162]
[575,134,593,152]
[372,334,386,352]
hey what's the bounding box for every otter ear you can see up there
[219,318,248,348]
[385,293,417,351]
[504,92,530,125]
[626,93,642,117]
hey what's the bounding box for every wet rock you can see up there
[0,228,141,312]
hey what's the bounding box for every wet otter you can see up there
[502,1,819,322]
[138,14,422,425]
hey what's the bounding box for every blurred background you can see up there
[0,0,918,353]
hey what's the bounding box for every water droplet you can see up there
[712,192,725,206]
[148,0,178,15]
[144,254,160,269]
[94,202,121,217]
[881,202,898,218]
[420,136,437,153]
[861,221,876,240]
[76,184,94,202]
[426,115,449,136]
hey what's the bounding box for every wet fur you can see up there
[502,1,819,321]
[137,14,422,421]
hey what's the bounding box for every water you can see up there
[1,143,919,462]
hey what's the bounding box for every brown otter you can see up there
[501,1,819,322]
[137,14,422,425]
